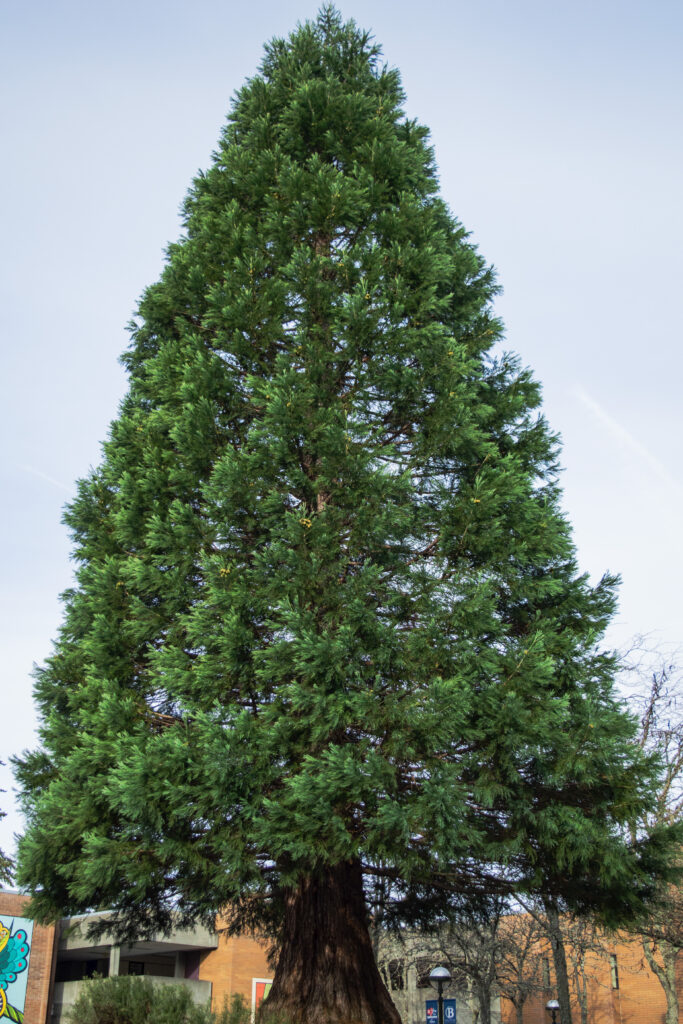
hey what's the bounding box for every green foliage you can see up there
[64,976,250,1024]
[14,6,677,942]
[213,994,251,1024]
[0,763,13,885]
[64,975,227,1024]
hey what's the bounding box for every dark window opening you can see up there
[416,959,433,989]
[610,954,619,990]
[388,958,405,991]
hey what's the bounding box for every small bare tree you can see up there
[373,901,506,1024]
[495,912,547,1024]
[0,765,13,885]
[624,646,683,1024]
[437,902,505,1024]
[513,898,616,1024]
[513,897,574,1024]
[558,912,616,1024]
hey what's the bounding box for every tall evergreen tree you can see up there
[14,10,676,1024]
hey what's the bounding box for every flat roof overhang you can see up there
[58,911,219,957]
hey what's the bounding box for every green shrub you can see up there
[65,975,217,1024]
[212,994,251,1024]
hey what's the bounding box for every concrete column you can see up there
[174,952,185,979]
[108,945,121,977]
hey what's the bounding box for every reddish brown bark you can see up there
[261,860,401,1024]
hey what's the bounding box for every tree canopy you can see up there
[13,9,678,1023]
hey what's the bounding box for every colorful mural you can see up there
[0,917,33,1024]
[252,978,273,1017]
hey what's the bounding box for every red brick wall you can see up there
[499,930,674,1024]
[199,920,272,1014]
[0,890,57,1024]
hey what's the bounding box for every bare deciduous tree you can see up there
[624,645,683,1024]
[495,912,547,1024]
[374,903,506,1024]
[0,764,13,885]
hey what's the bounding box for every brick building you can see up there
[499,926,682,1024]
[2,888,681,1024]
[0,889,272,1022]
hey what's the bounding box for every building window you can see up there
[416,959,433,988]
[542,957,550,988]
[387,959,405,991]
[184,952,200,980]
[128,961,145,976]
[610,954,619,990]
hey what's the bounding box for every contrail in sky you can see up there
[575,388,683,501]
[20,464,72,493]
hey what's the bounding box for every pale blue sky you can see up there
[2,0,682,860]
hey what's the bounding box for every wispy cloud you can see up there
[20,464,72,493]
[574,388,683,501]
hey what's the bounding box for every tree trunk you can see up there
[544,902,573,1024]
[515,999,525,1024]
[261,859,401,1024]
[476,980,492,1024]
[575,956,588,1024]
[516,995,528,1024]
[569,951,587,1024]
[642,937,679,1024]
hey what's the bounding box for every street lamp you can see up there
[546,999,560,1024]
[429,966,452,1024]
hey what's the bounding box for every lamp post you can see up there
[546,999,560,1024]
[429,966,452,1024]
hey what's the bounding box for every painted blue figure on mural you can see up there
[0,917,33,1023]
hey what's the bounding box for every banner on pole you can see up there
[426,999,456,1024]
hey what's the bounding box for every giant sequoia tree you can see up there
[14,11,675,1024]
